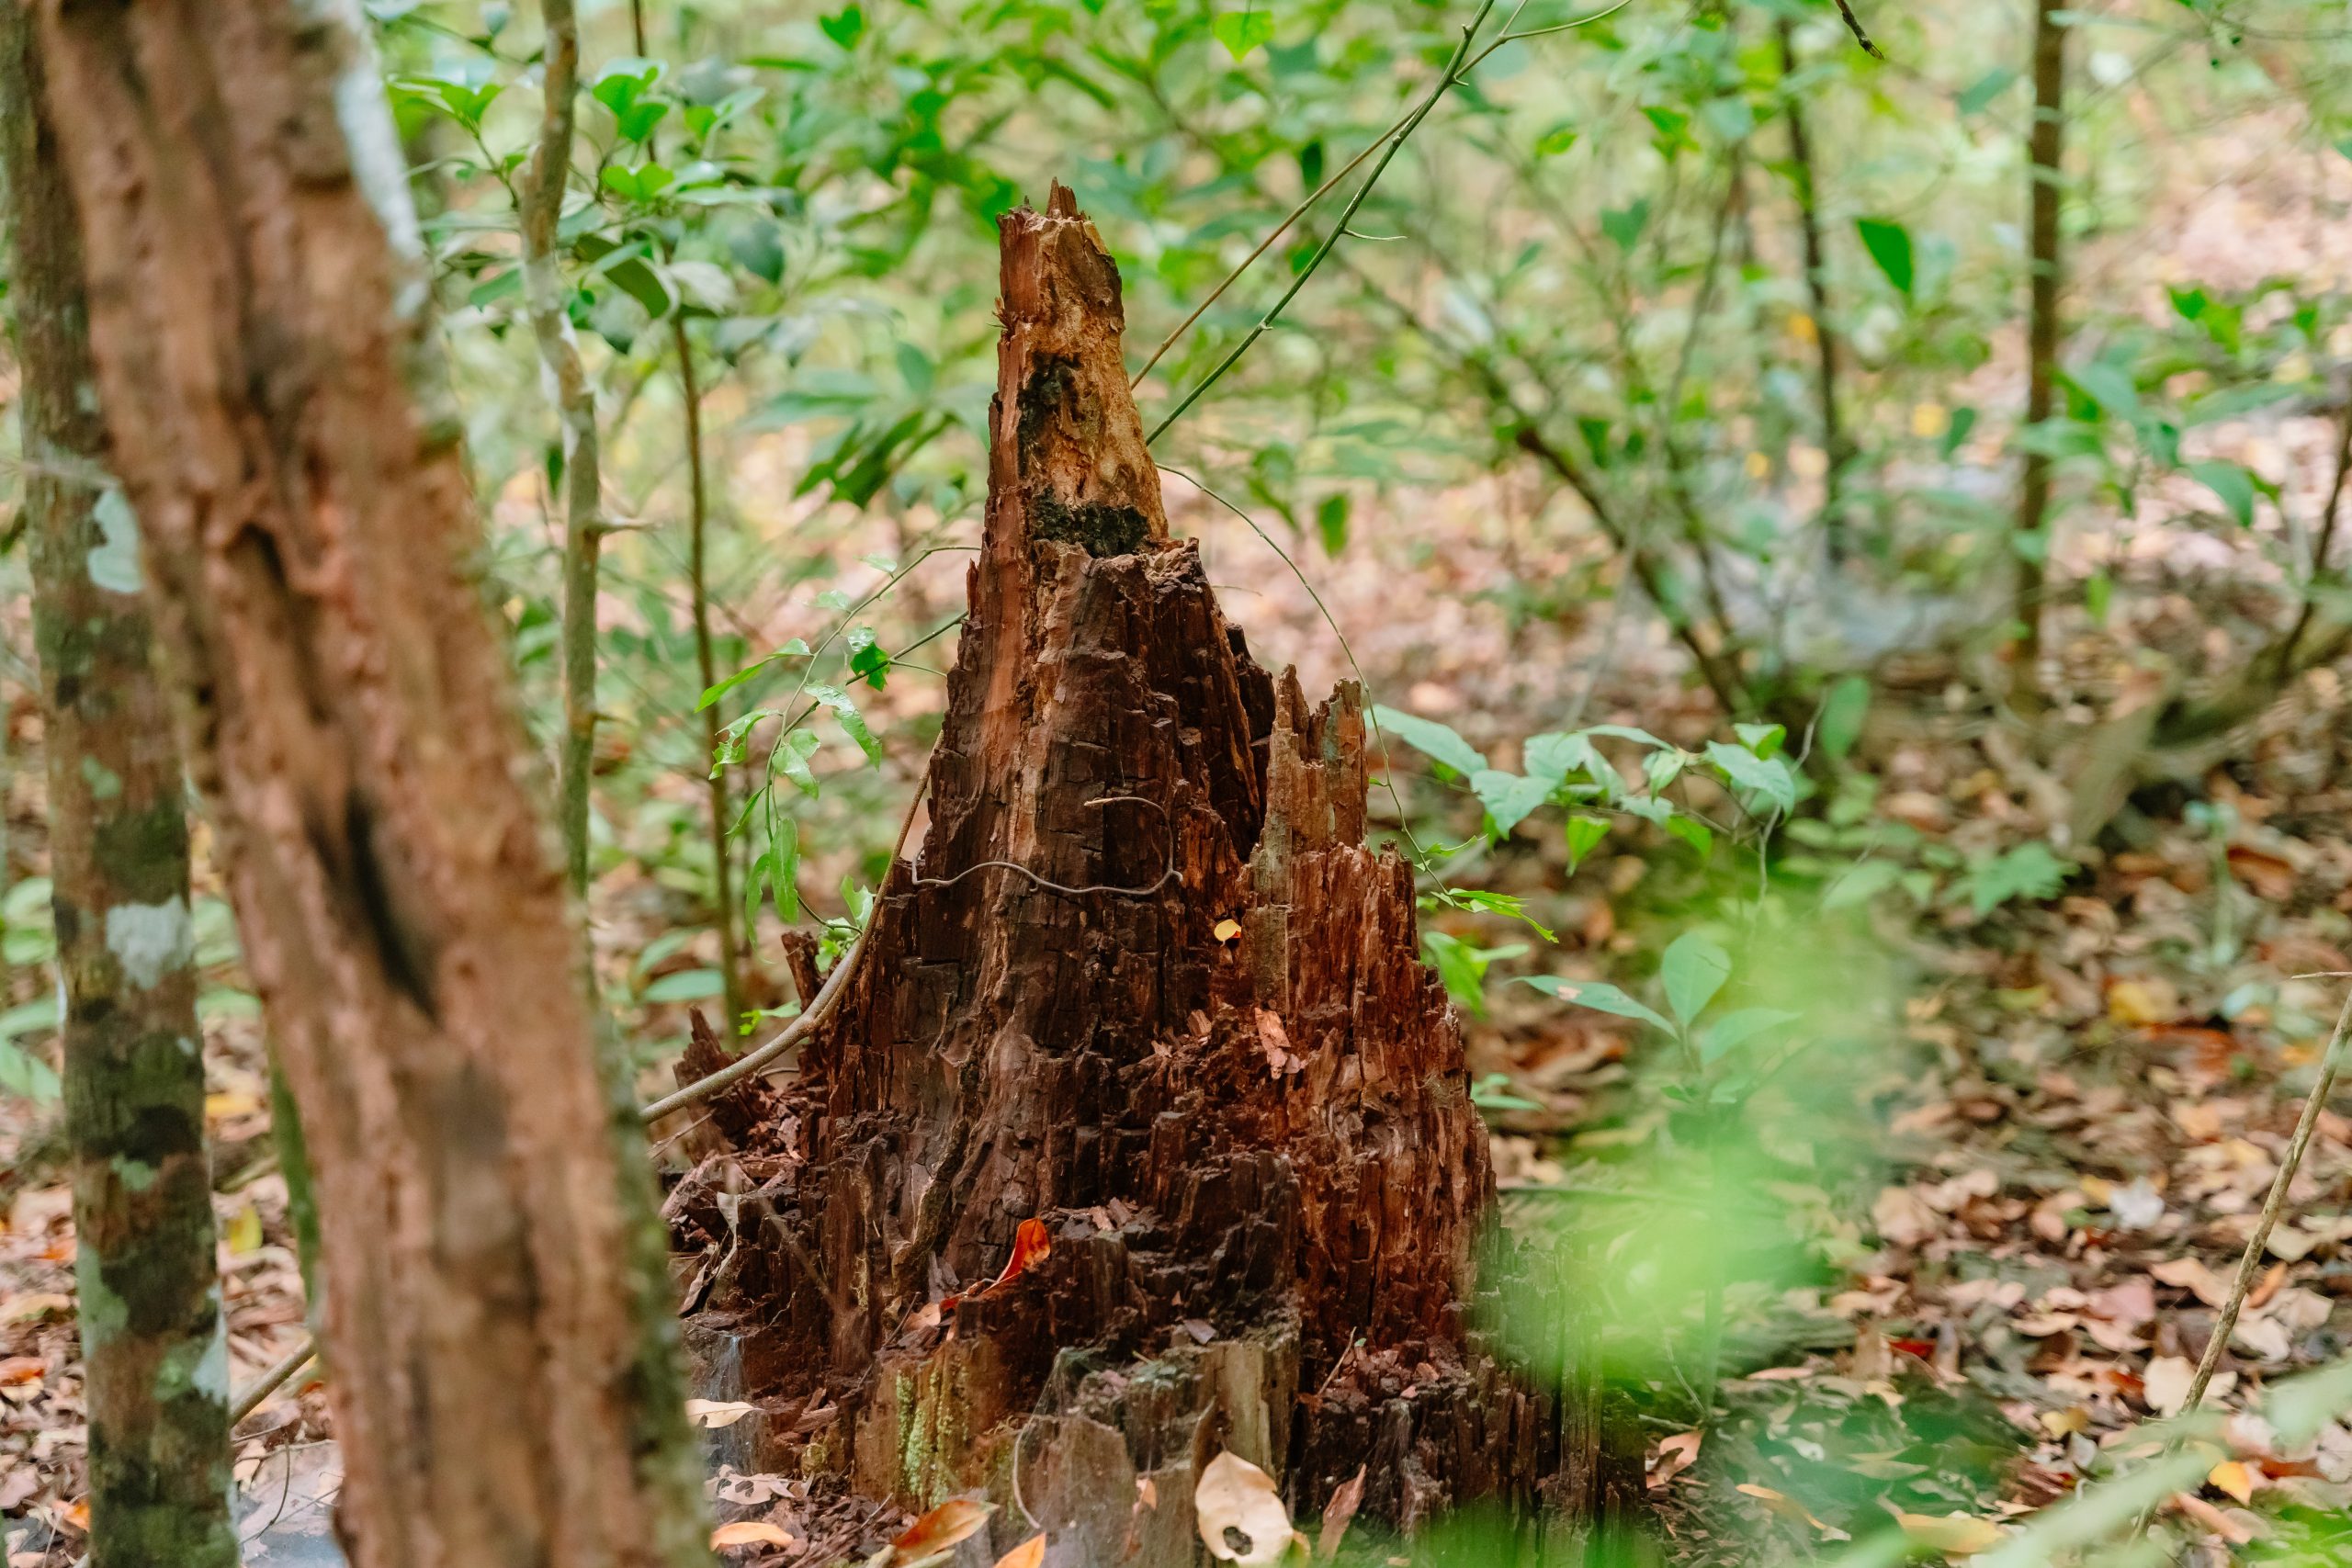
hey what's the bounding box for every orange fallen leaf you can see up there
[2206,1459,2256,1504]
[59,1497,90,1532]
[942,1219,1054,1312]
[0,1293,72,1325]
[1214,919,1243,943]
[712,1520,796,1551]
[893,1497,995,1565]
[2245,1261,2288,1312]
[992,1535,1046,1568]
[1647,1431,1702,1489]
[1894,1511,2001,1555]
[0,1357,44,1386]
[2170,1491,2253,1543]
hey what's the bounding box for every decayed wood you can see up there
[32,5,707,1566]
[682,185,1604,1548]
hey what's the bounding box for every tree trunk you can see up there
[0,12,234,1565]
[30,5,708,1566]
[674,186,1603,1554]
[2013,0,2067,706]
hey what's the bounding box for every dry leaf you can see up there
[2038,1406,2089,1438]
[712,1520,797,1551]
[1213,919,1243,943]
[944,1219,1053,1311]
[2170,1491,2254,1543]
[2207,1459,2256,1504]
[1136,1476,1158,1509]
[1196,1450,1297,1566]
[2245,1261,2288,1311]
[1253,1009,1303,1077]
[0,1358,43,1386]
[686,1399,763,1429]
[2143,1356,2202,1416]
[0,1294,71,1325]
[1647,1431,1702,1489]
[2107,978,2180,1027]
[892,1497,995,1566]
[2150,1257,2230,1308]
[1317,1465,1364,1562]
[222,1200,264,1258]
[1734,1483,1843,1537]
[993,1535,1046,1568]
[1894,1511,2001,1555]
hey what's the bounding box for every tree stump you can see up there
[680,184,1603,1557]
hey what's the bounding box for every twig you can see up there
[2180,984,2352,1415]
[1143,0,1503,446]
[637,775,928,1123]
[230,1337,317,1428]
[1832,0,1884,60]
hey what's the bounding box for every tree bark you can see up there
[674,186,1598,1551]
[30,4,708,1566]
[2014,0,2066,706]
[0,11,234,1565]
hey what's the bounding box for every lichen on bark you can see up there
[0,8,234,1564]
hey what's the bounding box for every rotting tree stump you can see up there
[670,184,1625,1560]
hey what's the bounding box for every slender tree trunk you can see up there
[673,185,1615,1548]
[0,14,233,1566]
[674,316,742,1027]
[1778,17,1853,564]
[30,5,708,1566]
[2014,0,2067,706]
[519,0,605,897]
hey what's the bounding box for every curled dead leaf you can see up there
[1647,1431,1702,1490]
[892,1497,995,1567]
[2206,1459,2256,1504]
[712,1520,797,1551]
[993,1534,1046,1568]
[1318,1465,1364,1562]
[1734,1483,1843,1538]
[685,1399,763,1429]
[1196,1450,1299,1566]
[1214,918,1243,943]
[1894,1511,2001,1555]
[942,1219,1054,1312]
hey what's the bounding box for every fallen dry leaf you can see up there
[2150,1257,2231,1308]
[0,1357,43,1386]
[1318,1465,1364,1562]
[892,1497,995,1566]
[1196,1450,1298,1566]
[943,1219,1054,1311]
[685,1399,763,1429]
[1894,1511,2001,1555]
[712,1520,797,1551]
[1647,1430,1702,1489]
[1214,918,1243,943]
[1735,1483,1843,1537]
[2207,1459,2256,1504]
[2170,1491,2254,1544]
[992,1535,1046,1568]
[1253,1009,1304,1077]
[2107,977,2180,1027]
[0,1293,71,1325]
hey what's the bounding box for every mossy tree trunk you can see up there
[673,186,1622,1557]
[0,11,234,1566]
[29,4,709,1566]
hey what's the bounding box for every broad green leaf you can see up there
[1659,931,1732,1024]
[1472,770,1554,836]
[1600,198,1651,254]
[1818,675,1871,761]
[1705,742,1796,815]
[2063,362,2141,423]
[1581,724,1670,750]
[1662,814,1712,859]
[1699,1008,1798,1063]
[1524,730,1612,795]
[1470,1072,1542,1111]
[1564,814,1609,869]
[2188,459,2256,527]
[1855,217,1914,295]
[698,638,808,711]
[1643,748,1689,795]
[1371,705,1487,776]
[807,683,883,764]
[775,728,823,797]
[1733,722,1786,760]
[1823,858,1905,909]
[1212,9,1275,60]
[819,5,865,49]
[1316,492,1351,557]
[0,1040,58,1102]
[1521,976,1672,1035]
[643,967,725,1003]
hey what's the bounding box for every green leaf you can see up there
[1524,730,1612,794]
[1854,217,1914,295]
[0,1040,58,1102]
[1581,724,1670,750]
[2063,362,2141,423]
[819,4,865,49]
[807,683,883,764]
[1564,814,1609,870]
[2085,570,2113,626]
[1643,748,1689,795]
[1733,722,1786,760]
[2188,459,2256,527]
[1705,741,1795,815]
[1521,975,1673,1035]
[1699,1008,1798,1064]
[1600,198,1651,254]
[1424,931,1490,1016]
[697,638,808,711]
[1818,674,1871,761]
[1534,122,1579,157]
[642,967,725,1003]
[1959,841,2072,916]
[1370,705,1487,776]
[1470,1072,1542,1111]
[1212,9,1274,61]
[1472,770,1555,837]
[1315,492,1351,557]
[0,997,58,1044]
[1662,814,1712,859]
[846,626,891,690]
[775,728,822,797]
[1823,858,1905,910]
[1957,66,2018,116]
[1659,931,1731,1025]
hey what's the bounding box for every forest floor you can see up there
[7,431,2352,1568]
